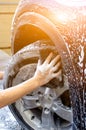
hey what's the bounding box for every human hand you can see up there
[34,53,62,86]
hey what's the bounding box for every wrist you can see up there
[33,75,43,87]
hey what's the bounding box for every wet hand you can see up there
[34,53,62,86]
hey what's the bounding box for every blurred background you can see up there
[0,1,22,129]
[0,0,19,55]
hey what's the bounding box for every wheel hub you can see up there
[13,63,73,130]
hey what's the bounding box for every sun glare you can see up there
[57,13,69,23]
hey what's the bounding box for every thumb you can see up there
[37,59,41,67]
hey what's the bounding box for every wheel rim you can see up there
[4,41,73,130]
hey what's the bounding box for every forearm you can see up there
[0,77,39,108]
[0,53,61,108]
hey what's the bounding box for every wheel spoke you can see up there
[22,96,40,110]
[55,85,69,97]
[23,95,38,100]
[52,100,73,123]
[41,107,56,129]
[55,75,69,97]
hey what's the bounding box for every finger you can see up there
[37,59,41,67]
[44,52,53,64]
[52,62,61,72]
[50,55,60,66]
[52,70,62,78]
